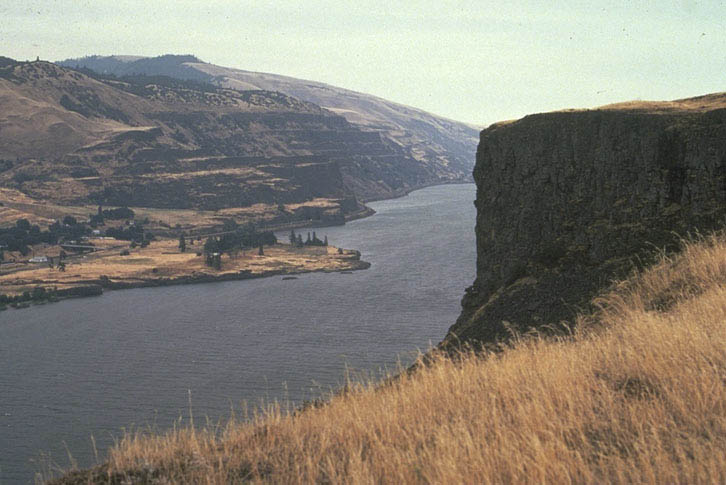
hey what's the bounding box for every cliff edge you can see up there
[446,93,726,346]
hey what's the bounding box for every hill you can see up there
[0,57,418,225]
[58,54,479,201]
[52,232,726,483]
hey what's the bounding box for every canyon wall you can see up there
[447,96,726,346]
[0,60,403,215]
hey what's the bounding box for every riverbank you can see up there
[50,220,726,485]
[1,182,476,310]
[0,184,476,483]
[0,239,369,309]
[358,178,473,204]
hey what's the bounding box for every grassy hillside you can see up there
[0,59,391,216]
[54,233,726,483]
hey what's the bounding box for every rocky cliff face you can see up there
[446,94,726,346]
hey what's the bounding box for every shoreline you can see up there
[358,178,474,204]
[274,179,472,232]
[1,182,472,311]
[260,205,377,234]
[1,246,370,310]
[97,251,370,292]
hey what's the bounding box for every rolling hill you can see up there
[58,54,479,200]
[0,57,440,224]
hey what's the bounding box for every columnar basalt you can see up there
[447,95,726,346]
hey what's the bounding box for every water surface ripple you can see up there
[0,184,476,483]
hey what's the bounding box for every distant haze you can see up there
[3,0,725,126]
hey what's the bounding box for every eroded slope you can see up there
[58,55,479,200]
[0,59,405,217]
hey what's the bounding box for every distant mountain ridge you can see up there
[0,58,415,219]
[58,54,479,199]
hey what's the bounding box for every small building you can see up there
[28,256,48,263]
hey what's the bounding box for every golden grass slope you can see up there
[485,92,726,130]
[54,234,726,484]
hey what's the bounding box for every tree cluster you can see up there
[289,229,328,248]
[105,223,151,244]
[0,212,146,257]
[88,206,135,227]
[0,286,59,307]
[217,225,276,253]
[0,218,89,255]
[202,225,277,269]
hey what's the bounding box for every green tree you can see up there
[31,286,46,301]
[204,237,221,268]
[324,235,328,246]
[258,244,264,256]
[179,234,186,253]
[203,237,219,255]
[222,219,238,232]
[16,218,30,231]
[289,229,296,245]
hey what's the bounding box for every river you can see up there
[0,183,476,483]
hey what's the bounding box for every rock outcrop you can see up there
[0,59,399,216]
[446,94,726,346]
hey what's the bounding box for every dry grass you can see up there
[0,187,346,236]
[56,234,726,484]
[598,92,726,113]
[1,240,363,297]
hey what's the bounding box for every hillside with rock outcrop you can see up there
[58,55,479,201]
[0,58,427,221]
[446,93,726,346]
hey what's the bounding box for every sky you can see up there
[1,0,725,126]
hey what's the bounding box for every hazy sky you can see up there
[2,1,725,126]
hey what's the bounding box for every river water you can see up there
[0,183,476,483]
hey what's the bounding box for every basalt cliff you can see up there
[446,93,726,346]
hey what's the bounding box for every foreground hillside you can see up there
[54,233,726,483]
[58,55,479,201]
